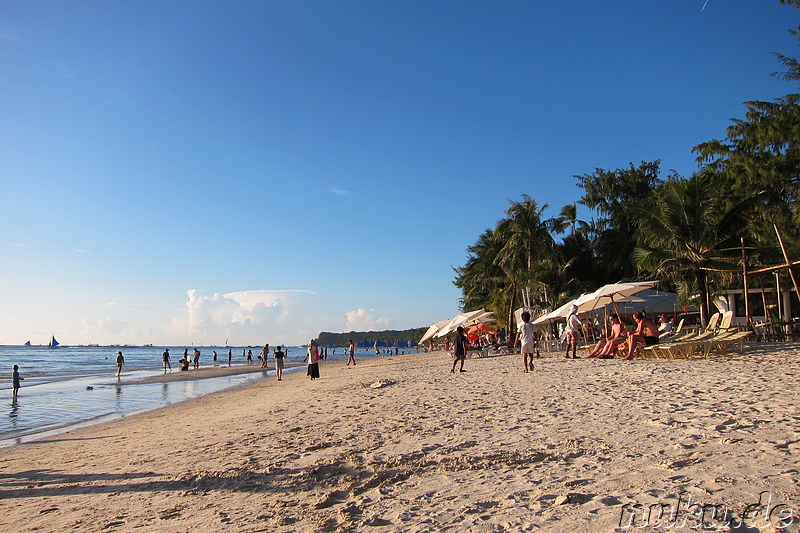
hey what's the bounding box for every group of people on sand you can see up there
[447,308,665,375]
[583,311,660,360]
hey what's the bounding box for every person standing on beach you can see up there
[260,344,269,369]
[514,311,537,373]
[116,351,125,377]
[565,305,582,359]
[347,340,356,366]
[213,350,218,362]
[227,348,232,366]
[162,348,171,373]
[274,345,285,381]
[451,326,468,373]
[247,349,253,364]
[11,365,23,400]
[193,348,200,369]
[307,339,320,380]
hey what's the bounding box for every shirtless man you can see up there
[590,314,626,358]
[624,311,660,360]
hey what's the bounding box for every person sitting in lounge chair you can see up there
[589,314,626,358]
[658,314,674,339]
[623,311,660,360]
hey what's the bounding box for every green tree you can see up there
[633,171,758,325]
[575,161,665,280]
[494,195,558,327]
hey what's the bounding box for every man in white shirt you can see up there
[514,311,538,373]
[565,305,583,359]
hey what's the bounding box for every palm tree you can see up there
[553,203,589,236]
[494,195,558,327]
[633,171,758,325]
[453,229,506,312]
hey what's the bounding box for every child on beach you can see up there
[451,326,468,373]
[12,365,23,399]
[514,311,537,373]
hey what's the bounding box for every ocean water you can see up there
[0,344,386,447]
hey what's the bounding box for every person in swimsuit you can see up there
[624,311,660,360]
[116,351,125,377]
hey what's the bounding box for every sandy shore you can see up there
[0,345,798,532]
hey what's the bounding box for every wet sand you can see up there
[0,346,798,532]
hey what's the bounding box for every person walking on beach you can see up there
[162,348,171,373]
[227,348,232,366]
[306,339,320,380]
[116,351,125,377]
[565,305,582,359]
[514,311,537,373]
[260,344,269,369]
[347,339,356,366]
[451,326,468,373]
[274,345,285,381]
[11,365,23,400]
[193,348,200,369]
[247,349,253,364]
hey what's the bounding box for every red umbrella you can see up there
[468,323,497,336]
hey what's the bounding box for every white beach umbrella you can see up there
[435,310,491,337]
[532,299,583,325]
[573,281,660,314]
[419,319,452,344]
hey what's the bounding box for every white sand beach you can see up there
[0,346,798,532]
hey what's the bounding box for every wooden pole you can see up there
[742,237,751,326]
[774,224,800,306]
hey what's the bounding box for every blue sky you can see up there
[0,1,795,346]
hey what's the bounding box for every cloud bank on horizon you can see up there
[57,289,394,347]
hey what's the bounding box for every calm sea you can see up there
[0,344,383,447]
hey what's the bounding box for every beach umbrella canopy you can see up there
[573,281,660,314]
[436,310,492,337]
[468,322,497,336]
[532,298,585,325]
[419,319,451,344]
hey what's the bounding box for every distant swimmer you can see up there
[162,348,171,373]
[12,365,23,400]
[116,351,125,377]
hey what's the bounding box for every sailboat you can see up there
[23,340,31,347]
[48,335,60,348]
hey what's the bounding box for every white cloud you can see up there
[168,289,323,346]
[345,308,389,332]
[329,187,350,196]
[73,249,92,254]
[9,243,27,247]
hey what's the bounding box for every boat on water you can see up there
[48,335,60,348]
[23,340,31,346]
